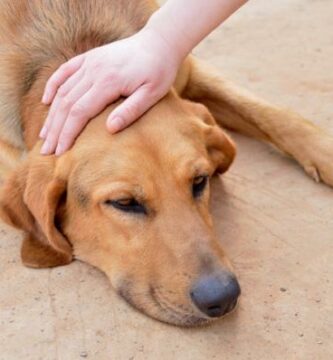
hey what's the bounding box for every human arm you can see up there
[40,0,248,155]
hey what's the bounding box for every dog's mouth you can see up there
[118,283,213,327]
[150,286,213,327]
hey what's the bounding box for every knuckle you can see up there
[124,103,140,120]
[60,96,73,109]
[56,65,69,78]
[57,85,68,97]
[70,103,87,118]
[91,62,103,73]
[102,72,118,86]
[60,60,75,73]
[59,130,73,144]
[59,62,69,71]
[144,84,160,99]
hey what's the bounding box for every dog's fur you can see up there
[0,0,332,326]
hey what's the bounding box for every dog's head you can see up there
[0,92,239,326]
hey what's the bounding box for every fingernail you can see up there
[40,140,51,155]
[55,144,64,156]
[42,92,49,104]
[39,126,47,139]
[107,116,123,133]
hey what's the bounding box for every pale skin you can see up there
[40,0,248,155]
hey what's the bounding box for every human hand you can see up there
[40,29,181,155]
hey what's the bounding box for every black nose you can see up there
[190,273,241,318]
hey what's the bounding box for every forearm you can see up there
[145,0,248,63]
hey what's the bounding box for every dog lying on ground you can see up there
[0,0,332,327]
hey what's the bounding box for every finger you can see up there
[42,54,84,104]
[39,69,85,138]
[40,80,93,155]
[106,85,158,133]
[55,85,120,155]
[40,94,64,139]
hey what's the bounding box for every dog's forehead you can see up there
[72,98,210,185]
[75,126,207,179]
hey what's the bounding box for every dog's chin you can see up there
[117,284,213,327]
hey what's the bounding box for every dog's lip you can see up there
[150,285,241,326]
[149,286,212,327]
[118,281,211,326]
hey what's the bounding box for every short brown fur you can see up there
[0,0,332,326]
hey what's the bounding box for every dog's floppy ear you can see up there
[191,102,236,174]
[0,155,72,268]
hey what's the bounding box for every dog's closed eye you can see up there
[192,175,209,198]
[104,198,147,215]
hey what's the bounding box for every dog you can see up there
[0,0,332,327]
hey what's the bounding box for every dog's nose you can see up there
[190,273,241,318]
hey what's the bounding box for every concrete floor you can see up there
[0,0,332,359]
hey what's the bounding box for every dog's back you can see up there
[0,0,156,173]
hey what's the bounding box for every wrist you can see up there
[142,11,192,65]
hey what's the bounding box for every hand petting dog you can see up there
[40,0,247,155]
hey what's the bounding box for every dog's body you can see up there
[0,0,332,326]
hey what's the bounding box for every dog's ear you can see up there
[0,155,72,268]
[190,102,236,174]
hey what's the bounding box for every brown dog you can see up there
[0,0,332,327]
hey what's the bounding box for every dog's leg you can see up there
[180,57,333,187]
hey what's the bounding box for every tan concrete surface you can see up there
[0,0,332,359]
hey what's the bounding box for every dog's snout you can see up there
[190,273,241,318]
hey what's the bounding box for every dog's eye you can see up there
[104,198,147,214]
[192,175,208,198]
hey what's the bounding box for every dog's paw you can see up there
[299,130,333,187]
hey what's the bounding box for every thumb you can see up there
[106,85,159,133]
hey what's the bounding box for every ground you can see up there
[0,0,332,359]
